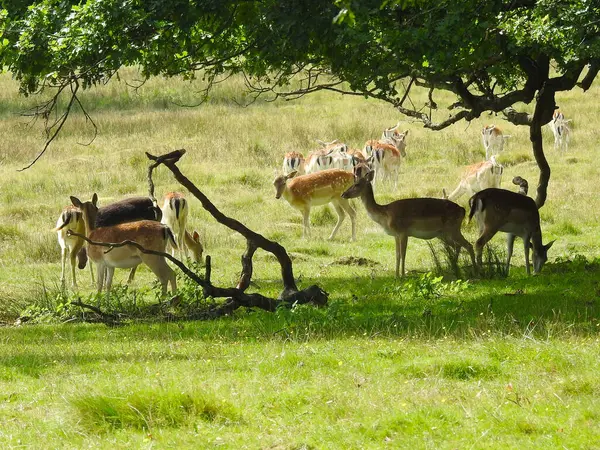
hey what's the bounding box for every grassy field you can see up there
[0,69,599,448]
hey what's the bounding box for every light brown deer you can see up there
[342,170,476,277]
[443,155,504,202]
[481,125,510,160]
[161,192,189,259]
[54,206,90,287]
[282,151,306,176]
[70,194,177,296]
[273,169,357,241]
[468,188,555,275]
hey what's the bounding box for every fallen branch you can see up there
[67,231,328,316]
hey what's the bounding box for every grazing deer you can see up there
[71,194,178,296]
[273,169,357,241]
[481,125,510,160]
[282,151,305,176]
[342,170,476,277]
[468,188,555,275]
[443,155,504,202]
[549,110,571,152]
[305,140,347,174]
[161,192,189,259]
[54,206,90,287]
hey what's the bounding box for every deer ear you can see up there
[287,170,298,179]
[366,170,375,183]
[403,129,409,136]
[545,240,556,250]
[70,196,82,208]
[92,193,98,206]
[193,230,200,241]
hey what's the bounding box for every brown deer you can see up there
[70,194,177,296]
[342,170,476,277]
[273,169,357,241]
[468,188,555,275]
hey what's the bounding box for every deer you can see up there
[304,140,348,174]
[341,169,476,277]
[273,169,357,241]
[161,192,189,259]
[443,155,504,202]
[549,110,571,152]
[75,196,202,282]
[481,125,510,160]
[70,194,178,296]
[282,151,305,176]
[468,188,555,275]
[363,140,402,189]
[381,124,408,158]
[54,206,91,287]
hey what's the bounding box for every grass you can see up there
[0,68,600,448]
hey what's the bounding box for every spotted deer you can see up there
[71,194,178,296]
[443,155,504,202]
[363,140,402,189]
[273,169,357,241]
[342,170,476,277]
[469,188,554,275]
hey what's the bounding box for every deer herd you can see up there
[55,113,568,297]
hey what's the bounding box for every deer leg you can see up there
[127,266,137,284]
[89,260,95,285]
[475,227,498,269]
[339,198,357,242]
[105,267,115,295]
[329,201,346,241]
[506,234,516,275]
[302,207,311,239]
[60,247,67,287]
[395,234,408,278]
[69,250,78,288]
[523,238,531,275]
[96,263,106,293]
[142,255,176,296]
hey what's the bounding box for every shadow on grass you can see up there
[1,258,598,378]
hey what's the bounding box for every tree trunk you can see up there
[530,86,556,209]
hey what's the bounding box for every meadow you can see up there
[0,69,599,448]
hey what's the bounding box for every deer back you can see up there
[95,197,162,227]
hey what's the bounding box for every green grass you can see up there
[0,68,600,448]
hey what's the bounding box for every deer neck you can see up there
[530,228,544,254]
[359,183,387,225]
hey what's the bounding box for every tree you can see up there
[1,0,599,205]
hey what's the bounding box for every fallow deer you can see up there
[54,206,90,287]
[273,169,357,241]
[305,140,347,174]
[549,110,571,152]
[443,155,504,202]
[481,125,510,160]
[381,124,408,158]
[282,151,305,176]
[468,188,554,275]
[161,192,189,259]
[71,194,178,296]
[363,140,402,189]
[342,170,476,277]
